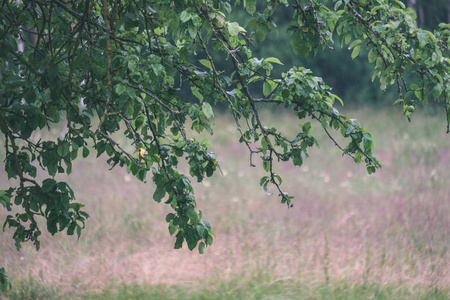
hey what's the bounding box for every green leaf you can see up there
[186,209,198,222]
[368,49,377,63]
[96,142,106,158]
[351,46,361,60]
[432,83,443,99]
[292,150,303,166]
[202,220,212,231]
[174,234,184,249]
[115,84,126,96]
[273,174,282,185]
[153,185,166,202]
[349,39,361,49]
[105,144,114,156]
[320,116,328,129]
[0,190,11,208]
[191,86,204,102]
[393,99,403,105]
[264,57,283,65]
[245,0,256,14]
[41,179,56,193]
[263,159,270,172]
[354,150,363,163]
[14,195,22,205]
[168,223,177,235]
[67,222,76,235]
[261,137,268,154]
[227,22,246,36]
[255,23,268,42]
[416,31,427,47]
[302,122,312,134]
[196,224,205,236]
[290,31,311,58]
[409,83,419,91]
[260,176,269,186]
[345,125,355,136]
[202,103,214,120]
[180,10,191,23]
[263,80,277,96]
[152,64,164,77]
[57,142,70,158]
[363,133,373,151]
[198,241,206,254]
[165,213,175,222]
[186,234,197,250]
[82,146,90,158]
[77,225,82,239]
[199,59,212,70]
[137,169,147,182]
[206,234,214,246]
[263,181,272,195]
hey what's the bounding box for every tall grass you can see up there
[1,107,449,298]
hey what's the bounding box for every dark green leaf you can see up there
[198,241,206,254]
[57,142,70,158]
[153,185,166,203]
[290,31,311,58]
[168,223,177,235]
[263,159,270,172]
[42,179,56,193]
[174,234,184,249]
[82,147,90,158]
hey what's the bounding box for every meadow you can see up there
[1,106,449,299]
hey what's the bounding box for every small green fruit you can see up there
[407,105,415,113]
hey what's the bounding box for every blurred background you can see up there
[1,0,450,299]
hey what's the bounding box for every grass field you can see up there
[1,106,449,299]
